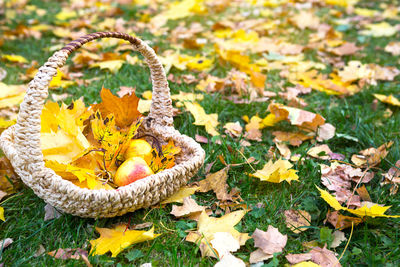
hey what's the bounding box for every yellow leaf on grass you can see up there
[0,206,4,221]
[90,225,160,257]
[251,159,299,184]
[2,54,28,64]
[373,94,400,107]
[317,186,400,218]
[161,186,200,204]
[49,69,75,89]
[184,102,219,136]
[90,60,125,74]
[268,103,325,131]
[360,22,397,37]
[45,160,99,189]
[186,210,250,258]
[0,82,26,109]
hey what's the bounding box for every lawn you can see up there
[1,0,400,266]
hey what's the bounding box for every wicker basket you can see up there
[0,32,205,218]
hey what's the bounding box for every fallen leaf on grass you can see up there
[331,230,346,248]
[0,238,12,249]
[384,42,400,56]
[325,210,363,230]
[317,124,336,142]
[186,210,250,258]
[2,54,28,64]
[381,160,400,195]
[170,197,206,220]
[310,246,341,267]
[373,94,400,107]
[0,207,5,221]
[272,131,314,146]
[286,253,313,265]
[251,159,299,184]
[307,145,332,160]
[210,232,245,266]
[351,141,393,167]
[252,226,287,254]
[197,167,234,201]
[90,60,125,73]
[317,186,400,218]
[184,102,219,136]
[48,248,92,267]
[44,204,62,221]
[90,225,160,257]
[161,186,200,204]
[268,103,326,131]
[292,262,321,267]
[284,210,311,233]
[214,252,245,267]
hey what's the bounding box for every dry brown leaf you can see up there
[286,253,313,265]
[249,248,274,264]
[307,145,332,160]
[317,124,336,142]
[351,141,393,167]
[356,185,372,202]
[310,246,341,267]
[92,87,141,128]
[330,42,360,56]
[0,238,13,250]
[275,142,291,159]
[381,160,400,195]
[44,204,62,221]
[325,210,363,230]
[272,131,314,146]
[284,210,311,234]
[331,230,346,248]
[186,210,250,258]
[197,167,233,201]
[252,226,287,255]
[48,248,91,267]
[170,196,206,220]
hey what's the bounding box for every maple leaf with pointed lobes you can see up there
[251,159,299,184]
[144,140,181,174]
[161,186,200,204]
[186,210,250,258]
[90,225,160,257]
[92,87,142,128]
[184,101,219,136]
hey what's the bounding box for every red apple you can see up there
[114,157,154,186]
[125,139,152,159]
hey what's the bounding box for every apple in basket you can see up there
[124,139,152,159]
[114,157,154,186]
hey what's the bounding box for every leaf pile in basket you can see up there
[41,87,181,190]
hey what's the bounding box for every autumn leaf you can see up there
[90,60,125,73]
[161,186,200,204]
[373,94,400,107]
[170,196,206,220]
[2,54,28,64]
[0,206,5,221]
[184,101,219,136]
[251,158,299,184]
[284,210,311,233]
[144,139,181,174]
[0,82,26,109]
[186,210,250,258]
[92,87,142,128]
[317,186,400,218]
[90,225,160,257]
[45,160,99,189]
[197,167,233,201]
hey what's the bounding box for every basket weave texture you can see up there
[0,32,205,218]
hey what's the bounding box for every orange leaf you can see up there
[92,87,142,128]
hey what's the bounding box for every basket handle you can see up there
[13,32,173,164]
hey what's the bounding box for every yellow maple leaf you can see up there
[90,225,160,257]
[268,103,326,131]
[45,160,99,189]
[2,54,28,64]
[90,60,125,74]
[360,22,397,37]
[184,102,219,136]
[317,186,400,218]
[0,83,26,109]
[186,210,250,258]
[0,206,4,221]
[373,94,400,107]
[251,158,299,184]
[49,69,75,89]
[41,129,90,164]
[144,140,181,174]
[161,186,200,204]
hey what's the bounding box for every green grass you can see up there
[1,0,400,266]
